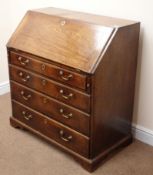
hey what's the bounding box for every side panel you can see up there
[90,23,140,158]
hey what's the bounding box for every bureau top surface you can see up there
[34,7,137,27]
[7,7,137,73]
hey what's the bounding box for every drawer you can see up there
[9,51,88,91]
[9,65,90,112]
[12,101,89,157]
[11,81,90,136]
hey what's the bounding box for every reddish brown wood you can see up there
[34,7,138,27]
[11,104,89,157]
[7,11,114,73]
[7,7,140,172]
[90,24,140,158]
[11,82,90,135]
[9,65,90,112]
[9,51,88,90]
[10,116,132,172]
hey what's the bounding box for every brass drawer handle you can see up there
[59,70,73,81]
[22,111,32,120]
[59,130,72,142]
[59,89,73,100]
[17,56,29,66]
[20,91,31,101]
[18,72,31,82]
[59,109,73,119]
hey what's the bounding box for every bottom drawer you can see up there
[12,101,89,157]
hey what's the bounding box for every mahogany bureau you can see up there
[7,7,140,172]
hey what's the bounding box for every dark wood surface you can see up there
[7,11,114,73]
[9,65,90,112]
[7,7,140,172]
[10,81,90,135]
[12,101,89,157]
[34,7,138,27]
[9,51,88,90]
[90,24,140,158]
[10,116,132,172]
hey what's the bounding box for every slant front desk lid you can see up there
[7,8,136,73]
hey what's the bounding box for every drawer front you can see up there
[9,65,90,113]
[11,81,90,136]
[12,101,89,157]
[9,51,87,90]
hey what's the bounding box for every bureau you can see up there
[7,7,140,172]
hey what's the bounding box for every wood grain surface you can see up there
[7,11,114,73]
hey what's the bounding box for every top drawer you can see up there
[9,51,88,91]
